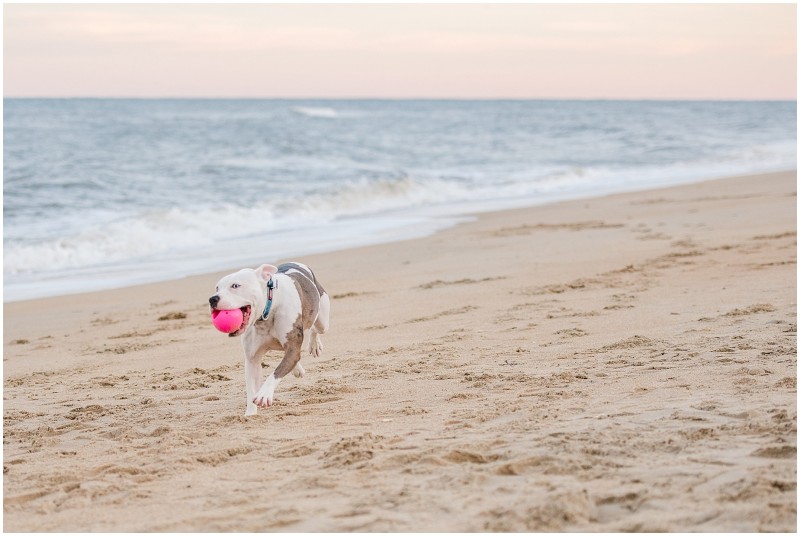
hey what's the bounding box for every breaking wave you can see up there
[291,106,338,118]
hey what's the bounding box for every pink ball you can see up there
[211,308,244,333]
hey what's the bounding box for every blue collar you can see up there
[260,277,277,320]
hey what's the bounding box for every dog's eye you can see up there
[215,286,219,292]
[231,283,241,289]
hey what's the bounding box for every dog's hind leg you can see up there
[315,292,330,334]
[309,292,330,357]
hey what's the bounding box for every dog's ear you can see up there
[255,264,278,283]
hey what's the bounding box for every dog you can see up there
[209,262,330,416]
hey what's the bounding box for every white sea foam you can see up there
[291,106,338,118]
[5,142,794,283]
[4,177,468,276]
[5,206,272,276]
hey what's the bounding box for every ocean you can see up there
[3,99,796,302]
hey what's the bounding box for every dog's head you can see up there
[209,264,278,337]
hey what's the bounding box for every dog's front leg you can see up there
[242,330,266,417]
[253,325,303,409]
[244,353,262,416]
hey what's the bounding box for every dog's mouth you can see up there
[228,306,252,337]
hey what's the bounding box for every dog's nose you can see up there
[209,295,220,308]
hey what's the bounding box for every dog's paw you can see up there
[253,376,278,408]
[253,391,274,408]
[309,335,323,358]
[253,395,273,408]
[245,405,258,417]
[292,362,306,378]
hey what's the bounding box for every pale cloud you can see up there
[373,31,582,54]
[548,20,630,33]
[7,8,370,53]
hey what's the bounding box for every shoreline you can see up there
[4,169,796,531]
[4,167,795,304]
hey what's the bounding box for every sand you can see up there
[3,171,796,532]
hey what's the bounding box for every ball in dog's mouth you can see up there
[211,306,251,336]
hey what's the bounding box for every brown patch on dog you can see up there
[288,275,321,331]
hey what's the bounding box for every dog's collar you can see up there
[260,277,277,321]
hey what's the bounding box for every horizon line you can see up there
[4,96,797,102]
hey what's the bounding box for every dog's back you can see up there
[277,262,326,297]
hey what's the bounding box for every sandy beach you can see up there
[3,170,796,531]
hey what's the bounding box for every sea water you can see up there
[3,99,796,301]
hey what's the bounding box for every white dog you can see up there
[209,262,330,416]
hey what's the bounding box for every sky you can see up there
[3,3,797,99]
